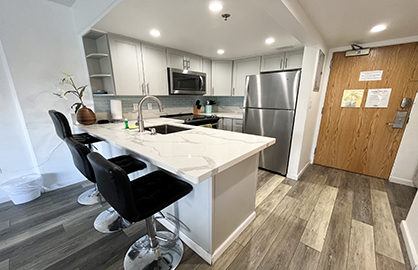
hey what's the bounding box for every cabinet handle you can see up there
[212,87,214,96]
[147,83,150,95]
[232,87,235,96]
[285,58,288,69]
[142,83,145,95]
[280,59,283,70]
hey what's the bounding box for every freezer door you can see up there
[244,70,300,110]
[243,108,294,175]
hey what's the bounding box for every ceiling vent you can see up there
[274,45,298,51]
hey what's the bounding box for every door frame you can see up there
[312,37,418,187]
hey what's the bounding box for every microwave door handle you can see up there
[199,76,204,92]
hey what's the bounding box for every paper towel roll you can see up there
[110,100,123,120]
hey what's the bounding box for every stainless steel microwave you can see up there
[168,67,206,95]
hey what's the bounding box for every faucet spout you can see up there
[137,96,163,132]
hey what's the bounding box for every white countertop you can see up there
[214,113,243,119]
[78,118,275,184]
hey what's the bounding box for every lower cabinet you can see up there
[219,118,242,133]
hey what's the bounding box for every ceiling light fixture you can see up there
[370,24,386,33]
[209,2,223,11]
[150,29,161,37]
[265,38,275,44]
[217,49,225,55]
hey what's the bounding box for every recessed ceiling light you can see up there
[150,29,161,37]
[370,24,386,33]
[217,49,225,55]
[265,38,275,44]
[209,2,223,11]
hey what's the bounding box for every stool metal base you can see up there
[94,207,133,233]
[124,231,183,270]
[77,187,102,205]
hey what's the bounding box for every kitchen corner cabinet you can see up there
[82,30,115,95]
[212,60,233,96]
[108,35,144,95]
[167,49,203,72]
[202,58,212,96]
[261,49,304,72]
[232,57,261,96]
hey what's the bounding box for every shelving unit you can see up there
[82,30,115,95]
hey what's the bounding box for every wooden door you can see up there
[314,42,418,179]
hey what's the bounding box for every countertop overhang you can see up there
[78,118,275,184]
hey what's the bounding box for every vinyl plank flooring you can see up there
[375,253,406,270]
[300,185,338,252]
[235,183,293,246]
[325,167,342,188]
[352,175,373,225]
[292,176,327,221]
[385,182,417,210]
[227,196,298,270]
[347,219,376,270]
[0,259,9,270]
[287,242,320,270]
[371,189,405,264]
[177,245,206,270]
[0,220,10,232]
[317,186,353,270]
[282,178,297,187]
[369,176,387,191]
[255,173,284,207]
[256,214,307,270]
[195,242,244,270]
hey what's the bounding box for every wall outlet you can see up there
[147,103,153,110]
[133,103,138,111]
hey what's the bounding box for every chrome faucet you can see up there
[137,96,163,132]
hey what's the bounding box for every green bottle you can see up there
[124,118,129,129]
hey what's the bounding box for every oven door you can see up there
[168,68,206,95]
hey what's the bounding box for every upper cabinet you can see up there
[142,43,168,96]
[82,30,115,95]
[167,49,203,72]
[108,35,168,96]
[261,49,304,72]
[202,58,212,96]
[108,35,143,95]
[232,57,261,96]
[212,60,233,96]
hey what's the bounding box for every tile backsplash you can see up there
[93,95,244,113]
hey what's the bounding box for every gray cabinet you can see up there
[261,50,303,72]
[167,49,203,72]
[211,60,233,96]
[219,118,242,133]
[232,57,261,96]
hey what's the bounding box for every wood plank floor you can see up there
[0,164,416,270]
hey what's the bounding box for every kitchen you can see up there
[1,0,418,269]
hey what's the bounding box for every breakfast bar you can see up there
[78,118,275,264]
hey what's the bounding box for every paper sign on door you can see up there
[365,88,392,108]
[341,89,364,108]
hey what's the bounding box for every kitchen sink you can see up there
[145,124,191,135]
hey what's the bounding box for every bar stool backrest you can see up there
[87,152,138,221]
[48,110,73,140]
[64,137,96,183]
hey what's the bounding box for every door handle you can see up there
[387,110,408,129]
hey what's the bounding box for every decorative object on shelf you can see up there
[53,71,96,125]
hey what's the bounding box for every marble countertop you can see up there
[214,113,243,119]
[78,118,275,184]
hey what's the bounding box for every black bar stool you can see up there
[87,152,193,270]
[48,109,102,149]
[64,137,147,233]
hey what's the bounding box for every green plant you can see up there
[53,71,87,113]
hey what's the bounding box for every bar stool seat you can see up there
[87,152,193,270]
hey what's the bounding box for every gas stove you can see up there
[160,113,220,126]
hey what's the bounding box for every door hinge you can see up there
[321,107,324,114]
[314,147,317,154]
[329,59,333,68]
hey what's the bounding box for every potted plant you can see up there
[53,71,96,125]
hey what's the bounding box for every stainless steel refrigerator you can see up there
[243,70,301,175]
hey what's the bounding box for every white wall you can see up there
[0,0,118,203]
[287,46,324,179]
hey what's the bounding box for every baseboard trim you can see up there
[286,162,310,180]
[212,211,256,263]
[401,220,418,269]
[389,176,415,187]
[157,218,212,264]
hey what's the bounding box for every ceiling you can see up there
[90,0,418,59]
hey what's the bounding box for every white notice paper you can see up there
[365,88,392,108]
[359,70,383,81]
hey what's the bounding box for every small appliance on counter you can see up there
[160,113,219,128]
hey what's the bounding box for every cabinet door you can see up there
[212,60,233,96]
[202,58,212,96]
[109,36,144,95]
[188,54,203,72]
[232,57,260,96]
[261,53,285,72]
[167,49,184,70]
[142,43,168,96]
[284,50,303,70]
[232,119,243,133]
